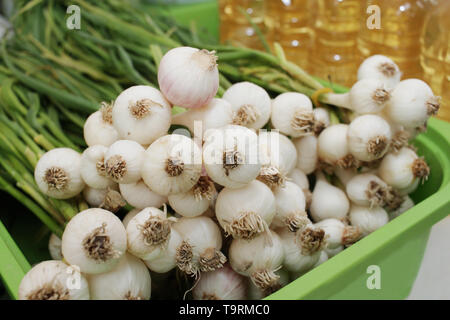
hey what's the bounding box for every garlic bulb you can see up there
[334,167,357,185]
[83,102,119,147]
[349,205,389,236]
[122,208,140,228]
[347,114,392,162]
[222,82,272,129]
[48,234,62,260]
[126,207,174,260]
[357,55,402,88]
[379,147,430,190]
[388,196,414,220]
[119,180,167,209]
[144,228,183,273]
[318,124,357,169]
[215,180,276,240]
[346,173,392,208]
[34,148,85,200]
[310,172,350,222]
[257,131,297,189]
[203,125,261,189]
[61,208,127,274]
[83,185,125,213]
[315,219,361,256]
[104,140,145,184]
[386,79,440,129]
[19,260,89,300]
[168,176,216,217]
[193,264,247,300]
[88,253,151,300]
[173,216,226,277]
[289,168,309,190]
[271,92,314,137]
[248,268,289,300]
[158,46,219,109]
[322,79,391,114]
[229,231,284,292]
[112,85,171,145]
[293,135,318,174]
[80,145,116,189]
[172,98,233,134]
[289,168,312,208]
[272,181,309,232]
[142,134,202,196]
[278,226,325,274]
[313,107,330,135]
[313,250,329,268]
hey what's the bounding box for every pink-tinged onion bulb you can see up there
[158,46,219,109]
[193,264,247,300]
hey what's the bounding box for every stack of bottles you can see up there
[218,0,448,121]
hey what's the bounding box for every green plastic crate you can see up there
[1,1,450,300]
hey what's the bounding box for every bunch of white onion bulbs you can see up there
[22,49,436,300]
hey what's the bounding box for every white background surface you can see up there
[408,215,450,299]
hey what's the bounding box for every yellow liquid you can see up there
[219,0,265,50]
[358,0,435,79]
[310,0,362,87]
[421,1,450,122]
[264,0,314,71]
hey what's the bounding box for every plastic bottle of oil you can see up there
[358,0,438,80]
[264,0,315,71]
[310,0,362,87]
[420,0,450,121]
[218,0,265,50]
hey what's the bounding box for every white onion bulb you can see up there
[112,85,171,145]
[119,180,167,209]
[310,172,350,222]
[293,135,318,174]
[144,229,183,273]
[126,207,174,260]
[172,98,233,134]
[347,114,392,162]
[34,148,85,200]
[168,176,216,217]
[203,125,261,189]
[158,46,219,109]
[257,131,297,189]
[19,260,89,300]
[193,264,247,300]
[278,226,325,274]
[386,79,440,129]
[142,134,202,196]
[357,55,402,88]
[88,253,151,300]
[349,205,389,236]
[346,173,393,208]
[215,180,276,240]
[379,147,430,190]
[229,231,284,292]
[173,216,226,277]
[104,140,145,184]
[48,234,62,260]
[313,107,330,135]
[83,102,119,147]
[61,208,127,274]
[248,268,289,299]
[271,92,314,137]
[80,145,116,189]
[122,208,140,228]
[83,185,125,213]
[272,181,309,232]
[222,82,272,129]
[318,124,357,169]
[315,219,361,256]
[323,79,391,114]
